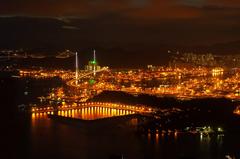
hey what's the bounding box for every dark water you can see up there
[3,113,240,159]
[1,77,240,159]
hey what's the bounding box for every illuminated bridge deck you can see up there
[31,102,154,120]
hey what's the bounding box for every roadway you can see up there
[31,102,155,114]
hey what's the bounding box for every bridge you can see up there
[66,67,109,87]
[31,102,155,115]
[78,67,108,79]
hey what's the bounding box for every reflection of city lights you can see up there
[32,113,35,119]
[155,131,159,144]
[200,132,203,141]
[233,106,240,115]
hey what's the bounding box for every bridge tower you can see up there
[75,52,79,85]
[93,49,96,76]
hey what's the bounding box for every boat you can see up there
[18,104,27,112]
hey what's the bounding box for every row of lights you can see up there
[31,102,153,113]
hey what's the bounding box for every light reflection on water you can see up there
[57,106,135,120]
[30,112,239,159]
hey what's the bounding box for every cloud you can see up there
[62,25,80,30]
[0,0,201,19]
[0,0,239,21]
[124,0,202,20]
[206,0,240,7]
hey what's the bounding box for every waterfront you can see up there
[2,77,240,159]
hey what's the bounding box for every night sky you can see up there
[0,0,240,66]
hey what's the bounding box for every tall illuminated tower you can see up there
[93,49,96,76]
[75,52,79,85]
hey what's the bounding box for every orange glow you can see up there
[156,132,159,144]
[55,106,135,120]
[32,113,36,119]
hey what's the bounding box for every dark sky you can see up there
[1,0,240,44]
[0,0,240,63]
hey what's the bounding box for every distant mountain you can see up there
[0,16,240,68]
[55,50,75,58]
[209,40,240,54]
